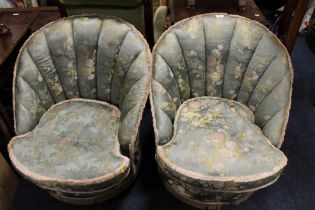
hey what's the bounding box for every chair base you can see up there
[162,180,253,210]
[49,173,135,205]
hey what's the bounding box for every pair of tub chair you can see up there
[8,14,292,209]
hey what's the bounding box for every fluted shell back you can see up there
[14,15,151,149]
[151,14,293,147]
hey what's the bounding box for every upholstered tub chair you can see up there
[8,15,151,205]
[150,14,292,209]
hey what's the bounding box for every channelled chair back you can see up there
[14,15,151,160]
[10,16,151,205]
[151,13,292,209]
[151,14,292,147]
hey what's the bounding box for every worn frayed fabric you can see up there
[9,99,130,191]
[11,100,123,180]
[9,15,152,205]
[159,97,286,179]
[151,14,292,148]
[150,13,293,209]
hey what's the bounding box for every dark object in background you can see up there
[184,0,247,11]
[255,0,285,9]
[0,24,11,36]
[58,0,154,48]
[306,21,315,55]
[0,153,19,210]
[47,0,58,6]
[278,0,309,54]
[168,0,267,25]
[181,0,244,12]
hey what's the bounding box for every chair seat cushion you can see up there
[157,97,287,192]
[8,99,130,192]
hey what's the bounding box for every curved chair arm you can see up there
[153,6,168,42]
[151,14,293,148]
[14,17,152,175]
[14,76,48,135]
[150,52,181,145]
[14,47,57,135]
[117,45,152,173]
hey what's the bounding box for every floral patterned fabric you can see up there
[14,15,151,154]
[157,97,287,190]
[11,15,151,203]
[9,99,130,192]
[151,14,292,147]
[158,163,278,203]
[151,14,292,207]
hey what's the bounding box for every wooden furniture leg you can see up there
[0,102,14,145]
[279,0,308,53]
[239,0,246,12]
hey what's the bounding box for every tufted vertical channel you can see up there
[14,15,151,153]
[10,15,151,205]
[151,14,292,147]
[150,13,292,209]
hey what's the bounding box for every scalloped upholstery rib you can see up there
[14,16,151,153]
[152,14,292,147]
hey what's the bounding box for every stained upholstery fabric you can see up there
[9,99,130,192]
[157,97,287,191]
[9,15,151,204]
[151,14,292,147]
[14,15,151,154]
[150,13,293,207]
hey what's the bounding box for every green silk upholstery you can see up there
[152,14,292,147]
[10,15,151,204]
[157,97,286,189]
[14,15,151,153]
[10,99,129,192]
[150,14,292,208]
